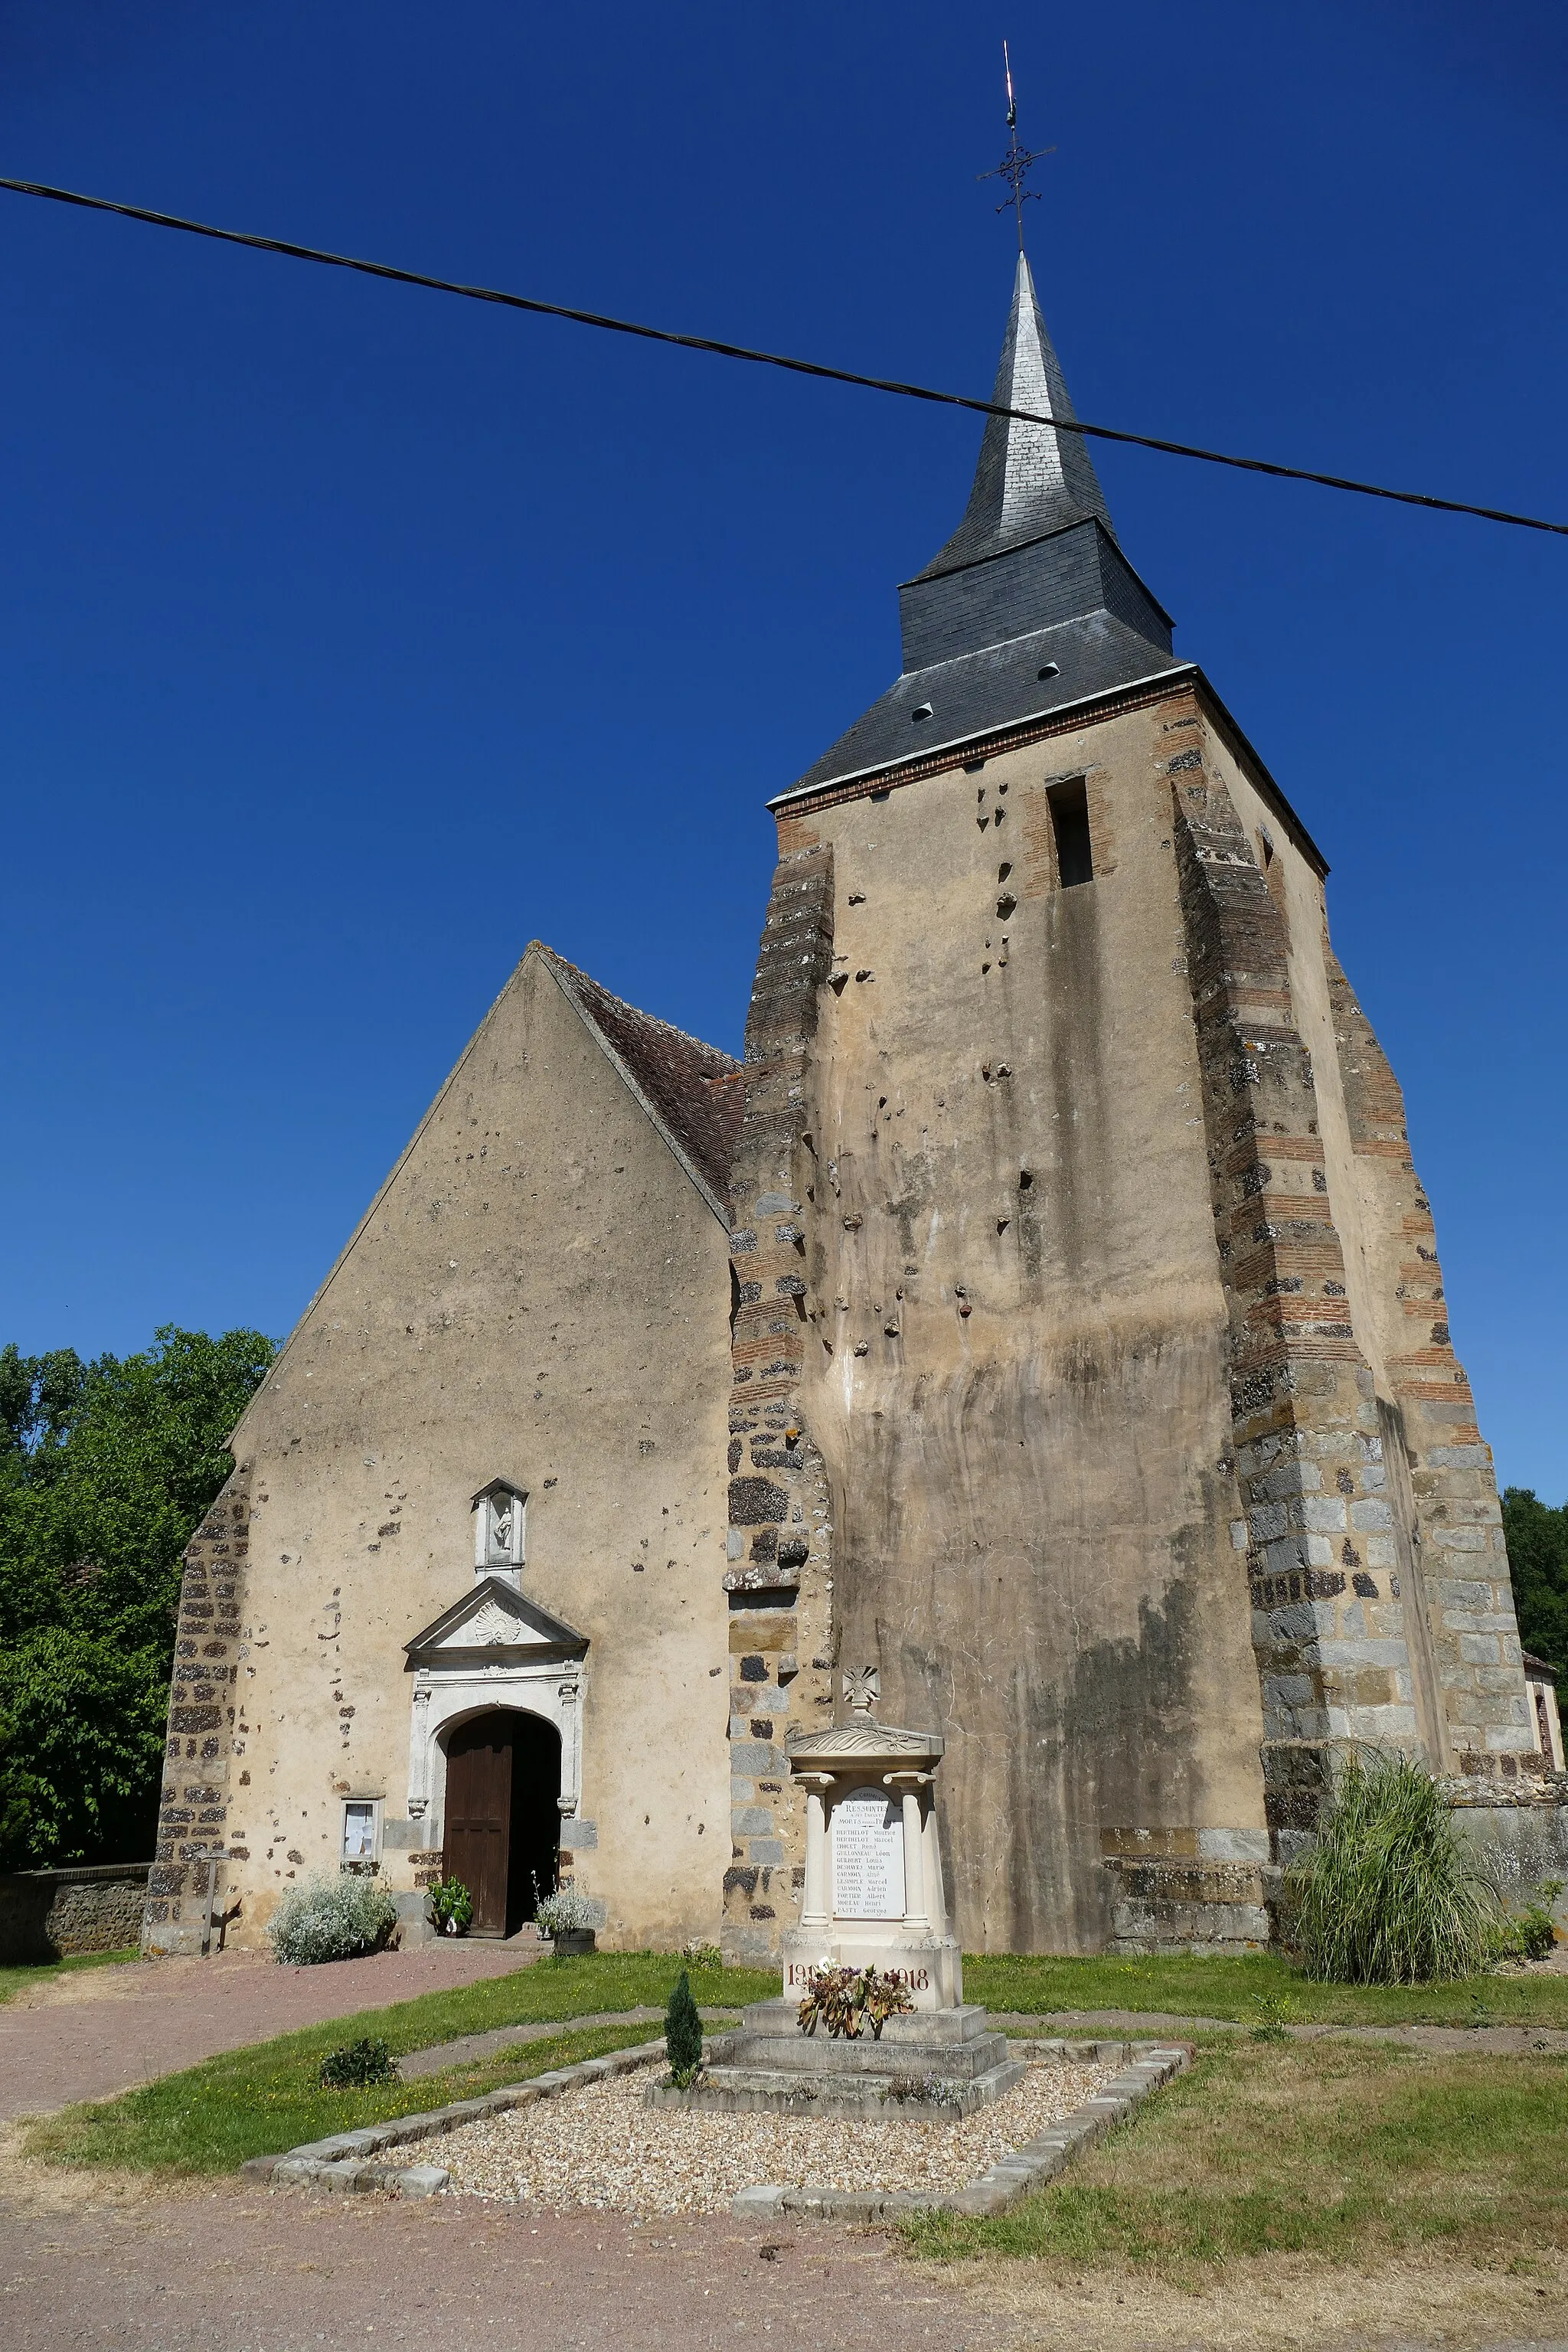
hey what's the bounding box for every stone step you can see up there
[645,2054,1025,2121]
[724,2030,1011,2080]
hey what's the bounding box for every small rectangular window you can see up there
[1049,779,1094,887]
[342,1801,377,1860]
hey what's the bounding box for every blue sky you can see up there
[2,3,1564,1494]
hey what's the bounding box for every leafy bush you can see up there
[1501,1486,1568,1672]
[427,1877,473,1937]
[318,2037,397,2089]
[0,1628,169,1870]
[0,1328,275,1869]
[1287,1752,1497,1984]
[796,1963,914,2040]
[266,1873,398,1965]
[682,1939,722,1968]
[534,1883,596,1938]
[1491,1883,1562,1965]
[665,1969,703,2087]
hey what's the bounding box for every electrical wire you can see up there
[3,172,1564,541]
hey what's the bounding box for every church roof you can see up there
[915,250,1116,578]
[778,253,1184,804]
[535,946,743,1213]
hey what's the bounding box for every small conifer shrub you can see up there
[665,1968,704,2088]
[318,2037,398,2089]
[1287,1751,1496,1984]
[266,1873,399,1966]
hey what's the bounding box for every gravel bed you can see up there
[381,2056,1116,2213]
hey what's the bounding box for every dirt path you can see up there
[0,2169,1000,2352]
[0,1940,542,2122]
[0,2156,1561,2352]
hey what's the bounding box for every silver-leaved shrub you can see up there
[266,1872,399,1965]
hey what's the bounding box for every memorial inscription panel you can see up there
[831,1787,906,1920]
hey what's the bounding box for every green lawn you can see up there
[21,1950,774,2176]
[906,2039,1568,2271]
[25,2019,665,2174]
[0,1948,141,2005]
[963,1949,1568,2029]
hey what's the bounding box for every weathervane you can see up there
[978,40,1054,251]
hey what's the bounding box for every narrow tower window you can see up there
[1048,779,1094,887]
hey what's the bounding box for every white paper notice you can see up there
[831,1788,906,1920]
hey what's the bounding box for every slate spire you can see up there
[917,252,1115,578]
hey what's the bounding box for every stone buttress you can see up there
[1324,953,1544,1802]
[142,1467,250,1953]
[1169,697,1538,1854]
[722,839,838,1963]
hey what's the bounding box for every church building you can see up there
[143,253,1554,1963]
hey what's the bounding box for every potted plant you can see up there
[534,1882,597,1957]
[426,1877,475,1938]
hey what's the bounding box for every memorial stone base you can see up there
[645,2000,1024,2120]
[780,1922,964,2010]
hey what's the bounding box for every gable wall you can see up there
[167,951,733,1952]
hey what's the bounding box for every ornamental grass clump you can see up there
[266,1873,398,1966]
[1287,1751,1496,1984]
[664,1968,704,2089]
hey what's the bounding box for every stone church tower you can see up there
[145,257,1553,1965]
[718,253,1547,1959]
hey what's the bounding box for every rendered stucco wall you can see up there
[145,949,733,1955]
[730,691,1273,1955]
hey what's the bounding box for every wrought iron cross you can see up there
[978,40,1054,251]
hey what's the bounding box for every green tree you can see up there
[1501,1487,1568,1674]
[0,1325,274,1869]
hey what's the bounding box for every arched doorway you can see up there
[443,1709,562,1936]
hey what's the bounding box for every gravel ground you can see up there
[387,2056,1115,2213]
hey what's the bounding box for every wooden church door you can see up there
[443,1714,513,1935]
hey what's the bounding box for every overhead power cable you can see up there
[2,172,1564,541]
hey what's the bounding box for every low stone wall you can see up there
[0,1864,152,1963]
[1450,1782,1568,1927]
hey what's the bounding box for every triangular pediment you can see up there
[404,1576,588,1663]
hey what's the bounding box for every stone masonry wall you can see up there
[1325,952,1537,1780]
[1171,710,1427,1845]
[141,1468,250,1954]
[0,1864,151,1962]
[723,835,837,1963]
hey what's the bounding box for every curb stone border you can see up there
[240,2035,694,2197]
[239,2032,1186,2216]
[729,2039,1191,2221]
